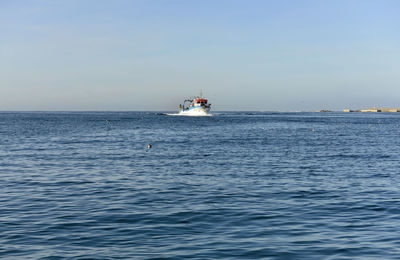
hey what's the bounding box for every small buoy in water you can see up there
[147,144,152,149]
[106,120,110,123]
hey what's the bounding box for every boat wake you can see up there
[166,112,212,117]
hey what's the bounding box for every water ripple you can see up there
[1,112,400,259]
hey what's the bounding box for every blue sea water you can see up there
[1,111,400,259]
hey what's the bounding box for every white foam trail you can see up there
[166,112,212,117]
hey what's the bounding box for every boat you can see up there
[178,94,211,116]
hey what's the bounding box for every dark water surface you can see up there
[1,112,400,259]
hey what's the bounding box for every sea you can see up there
[1,111,400,259]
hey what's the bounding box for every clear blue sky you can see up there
[1,0,399,111]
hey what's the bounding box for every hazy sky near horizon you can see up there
[1,0,399,111]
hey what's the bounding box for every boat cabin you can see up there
[194,99,208,106]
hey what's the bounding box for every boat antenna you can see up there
[200,89,203,98]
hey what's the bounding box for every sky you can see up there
[1,0,399,111]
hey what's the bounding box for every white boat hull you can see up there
[178,106,211,116]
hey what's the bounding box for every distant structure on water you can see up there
[344,105,400,112]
